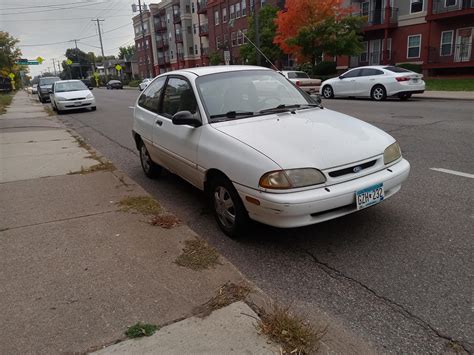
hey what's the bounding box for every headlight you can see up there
[259,168,326,189]
[384,142,401,165]
[86,93,94,99]
[55,96,66,101]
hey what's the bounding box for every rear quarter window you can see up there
[384,66,411,73]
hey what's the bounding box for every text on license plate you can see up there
[74,101,82,106]
[356,183,384,210]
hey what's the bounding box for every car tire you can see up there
[371,85,387,101]
[209,175,249,239]
[399,93,412,101]
[322,85,334,99]
[139,140,161,178]
[91,107,97,111]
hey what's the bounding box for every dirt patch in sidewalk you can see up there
[175,239,221,271]
[118,196,162,215]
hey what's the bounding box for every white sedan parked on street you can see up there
[132,66,410,237]
[320,66,425,101]
[50,80,96,113]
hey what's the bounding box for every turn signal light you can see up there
[396,77,410,82]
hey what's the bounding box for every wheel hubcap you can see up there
[214,186,235,229]
[374,88,383,100]
[140,145,151,172]
[324,88,331,97]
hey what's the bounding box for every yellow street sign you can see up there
[115,64,122,71]
[66,59,73,65]
[36,56,44,64]
[8,73,15,80]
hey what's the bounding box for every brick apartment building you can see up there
[337,0,474,76]
[134,0,473,77]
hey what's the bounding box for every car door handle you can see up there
[370,78,375,81]
[155,119,163,126]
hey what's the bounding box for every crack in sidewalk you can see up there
[302,249,471,353]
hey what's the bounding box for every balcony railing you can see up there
[428,44,474,64]
[156,38,169,48]
[154,21,167,32]
[175,33,183,42]
[432,0,474,14]
[356,7,398,27]
[197,0,207,13]
[352,50,395,67]
[199,23,209,36]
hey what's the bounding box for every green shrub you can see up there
[128,80,140,87]
[314,61,337,76]
[397,63,422,73]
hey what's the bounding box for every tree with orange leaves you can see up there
[274,0,365,71]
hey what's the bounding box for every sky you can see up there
[1,0,140,77]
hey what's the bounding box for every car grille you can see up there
[66,97,86,101]
[328,160,377,178]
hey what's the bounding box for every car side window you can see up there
[361,69,384,76]
[342,69,361,78]
[138,77,166,113]
[160,77,200,119]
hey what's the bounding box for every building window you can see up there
[236,2,241,18]
[189,46,193,55]
[195,44,198,54]
[216,35,221,49]
[410,0,423,13]
[193,24,197,34]
[230,4,235,19]
[383,38,392,60]
[440,30,453,56]
[231,31,237,46]
[171,50,174,59]
[360,41,368,62]
[192,2,195,12]
[445,0,456,6]
[242,0,247,16]
[223,8,227,22]
[186,4,191,12]
[242,29,248,43]
[361,2,369,16]
[224,33,228,47]
[187,26,192,34]
[167,14,170,23]
[214,10,220,25]
[407,34,421,58]
[237,30,243,45]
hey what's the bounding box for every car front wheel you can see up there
[209,175,249,238]
[322,85,334,99]
[371,85,387,101]
[139,140,161,178]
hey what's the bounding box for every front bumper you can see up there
[38,91,50,100]
[56,98,96,110]
[235,158,410,228]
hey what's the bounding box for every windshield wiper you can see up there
[259,104,302,114]
[210,111,255,119]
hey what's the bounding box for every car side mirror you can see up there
[310,94,322,105]
[89,86,93,90]
[48,89,53,93]
[339,76,344,80]
[172,111,202,127]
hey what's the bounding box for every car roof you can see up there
[55,80,82,83]
[170,65,273,77]
[39,76,60,80]
[349,65,389,70]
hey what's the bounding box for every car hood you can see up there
[55,90,91,99]
[212,108,395,170]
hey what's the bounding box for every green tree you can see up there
[62,48,92,79]
[240,6,283,67]
[209,51,222,65]
[288,16,365,72]
[118,45,135,59]
[0,31,27,88]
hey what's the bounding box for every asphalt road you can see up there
[51,88,473,353]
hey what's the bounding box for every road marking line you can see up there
[430,168,474,179]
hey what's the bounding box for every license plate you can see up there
[74,101,82,106]
[356,183,384,210]
[412,79,419,83]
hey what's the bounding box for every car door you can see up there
[154,75,203,188]
[333,69,360,96]
[50,83,56,106]
[134,76,167,164]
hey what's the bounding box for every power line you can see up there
[0,2,110,15]
[1,0,107,10]
[1,14,130,22]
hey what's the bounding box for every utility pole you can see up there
[73,39,84,79]
[138,0,151,78]
[52,59,57,75]
[254,3,261,66]
[92,19,105,57]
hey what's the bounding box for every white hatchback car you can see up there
[50,80,96,113]
[320,66,425,101]
[132,66,410,237]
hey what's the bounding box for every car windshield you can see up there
[196,70,312,122]
[39,77,60,86]
[288,71,310,79]
[384,66,411,73]
[55,81,87,92]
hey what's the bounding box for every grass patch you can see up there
[150,214,180,228]
[69,161,116,175]
[118,196,161,215]
[125,322,159,338]
[258,305,326,354]
[425,78,474,91]
[175,239,221,271]
[195,282,251,316]
[43,105,55,116]
[0,93,14,114]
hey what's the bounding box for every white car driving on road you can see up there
[132,66,410,237]
[320,66,425,101]
[50,80,96,113]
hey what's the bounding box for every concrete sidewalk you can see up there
[0,92,279,354]
[413,90,474,101]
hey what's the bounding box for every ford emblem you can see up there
[353,166,362,173]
